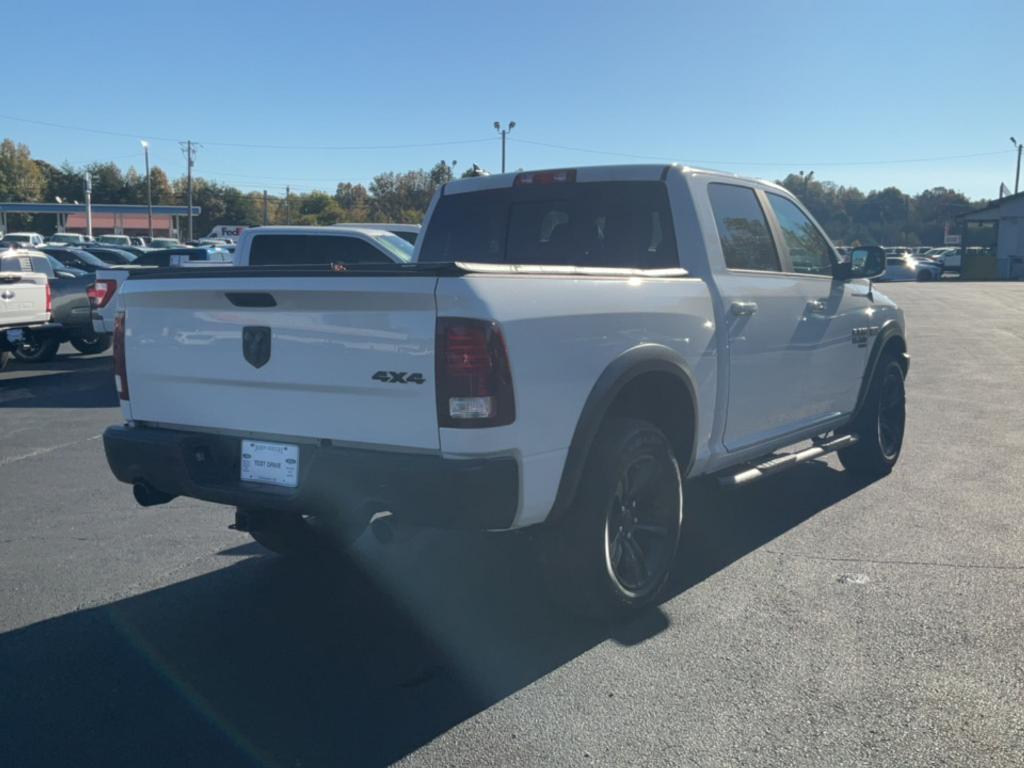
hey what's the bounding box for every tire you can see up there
[838,357,906,477]
[241,508,319,556]
[12,334,61,363]
[540,418,684,619]
[917,269,934,282]
[70,334,112,355]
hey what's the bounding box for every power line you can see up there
[0,113,181,143]
[200,137,495,151]
[510,137,1015,167]
[62,151,146,166]
[1,109,1012,171]
[202,169,374,184]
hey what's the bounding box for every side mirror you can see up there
[55,269,77,279]
[836,245,885,281]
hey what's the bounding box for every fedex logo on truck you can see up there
[206,225,246,239]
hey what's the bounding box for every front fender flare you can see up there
[854,319,908,417]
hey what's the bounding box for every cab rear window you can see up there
[249,235,394,266]
[418,181,678,269]
[1,255,53,277]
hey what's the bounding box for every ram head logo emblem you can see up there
[242,326,272,369]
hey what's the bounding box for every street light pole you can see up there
[1012,137,1022,195]
[180,140,198,241]
[494,120,516,173]
[141,140,153,240]
[84,172,93,239]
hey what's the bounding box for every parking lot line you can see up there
[0,434,101,468]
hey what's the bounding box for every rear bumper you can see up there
[9,321,102,340]
[1,323,62,348]
[92,311,114,335]
[103,424,519,530]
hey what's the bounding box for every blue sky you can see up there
[3,0,1022,199]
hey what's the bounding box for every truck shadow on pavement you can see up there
[0,463,868,767]
[0,353,116,408]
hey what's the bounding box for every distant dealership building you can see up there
[0,202,200,238]
[956,192,1024,279]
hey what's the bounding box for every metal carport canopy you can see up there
[0,202,200,215]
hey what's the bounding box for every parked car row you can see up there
[0,223,421,255]
[878,253,943,282]
[835,244,963,280]
[0,247,109,363]
[0,238,236,364]
[87,226,417,336]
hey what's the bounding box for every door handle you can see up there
[806,299,827,313]
[730,301,758,317]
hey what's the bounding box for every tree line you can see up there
[0,138,988,246]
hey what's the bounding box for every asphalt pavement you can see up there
[1,282,1022,767]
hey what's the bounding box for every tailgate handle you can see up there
[225,292,276,308]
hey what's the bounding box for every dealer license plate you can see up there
[240,440,299,488]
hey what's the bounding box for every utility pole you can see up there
[180,140,198,240]
[1012,137,1022,195]
[285,186,291,224]
[141,140,153,240]
[262,190,269,225]
[84,172,93,239]
[494,120,516,173]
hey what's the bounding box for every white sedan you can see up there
[877,254,943,282]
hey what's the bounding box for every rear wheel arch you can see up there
[549,345,698,523]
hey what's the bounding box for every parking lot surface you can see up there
[1,282,1022,767]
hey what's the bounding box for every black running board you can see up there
[719,434,859,487]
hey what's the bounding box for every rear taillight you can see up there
[113,311,129,400]
[45,281,52,314]
[514,168,577,186]
[87,279,118,309]
[435,318,514,428]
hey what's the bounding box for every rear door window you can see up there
[419,181,678,268]
[707,183,780,272]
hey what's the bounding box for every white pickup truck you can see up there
[0,269,51,368]
[101,164,907,616]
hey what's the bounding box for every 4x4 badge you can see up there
[372,371,426,384]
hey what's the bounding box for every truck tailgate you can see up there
[122,275,441,450]
[0,272,48,329]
